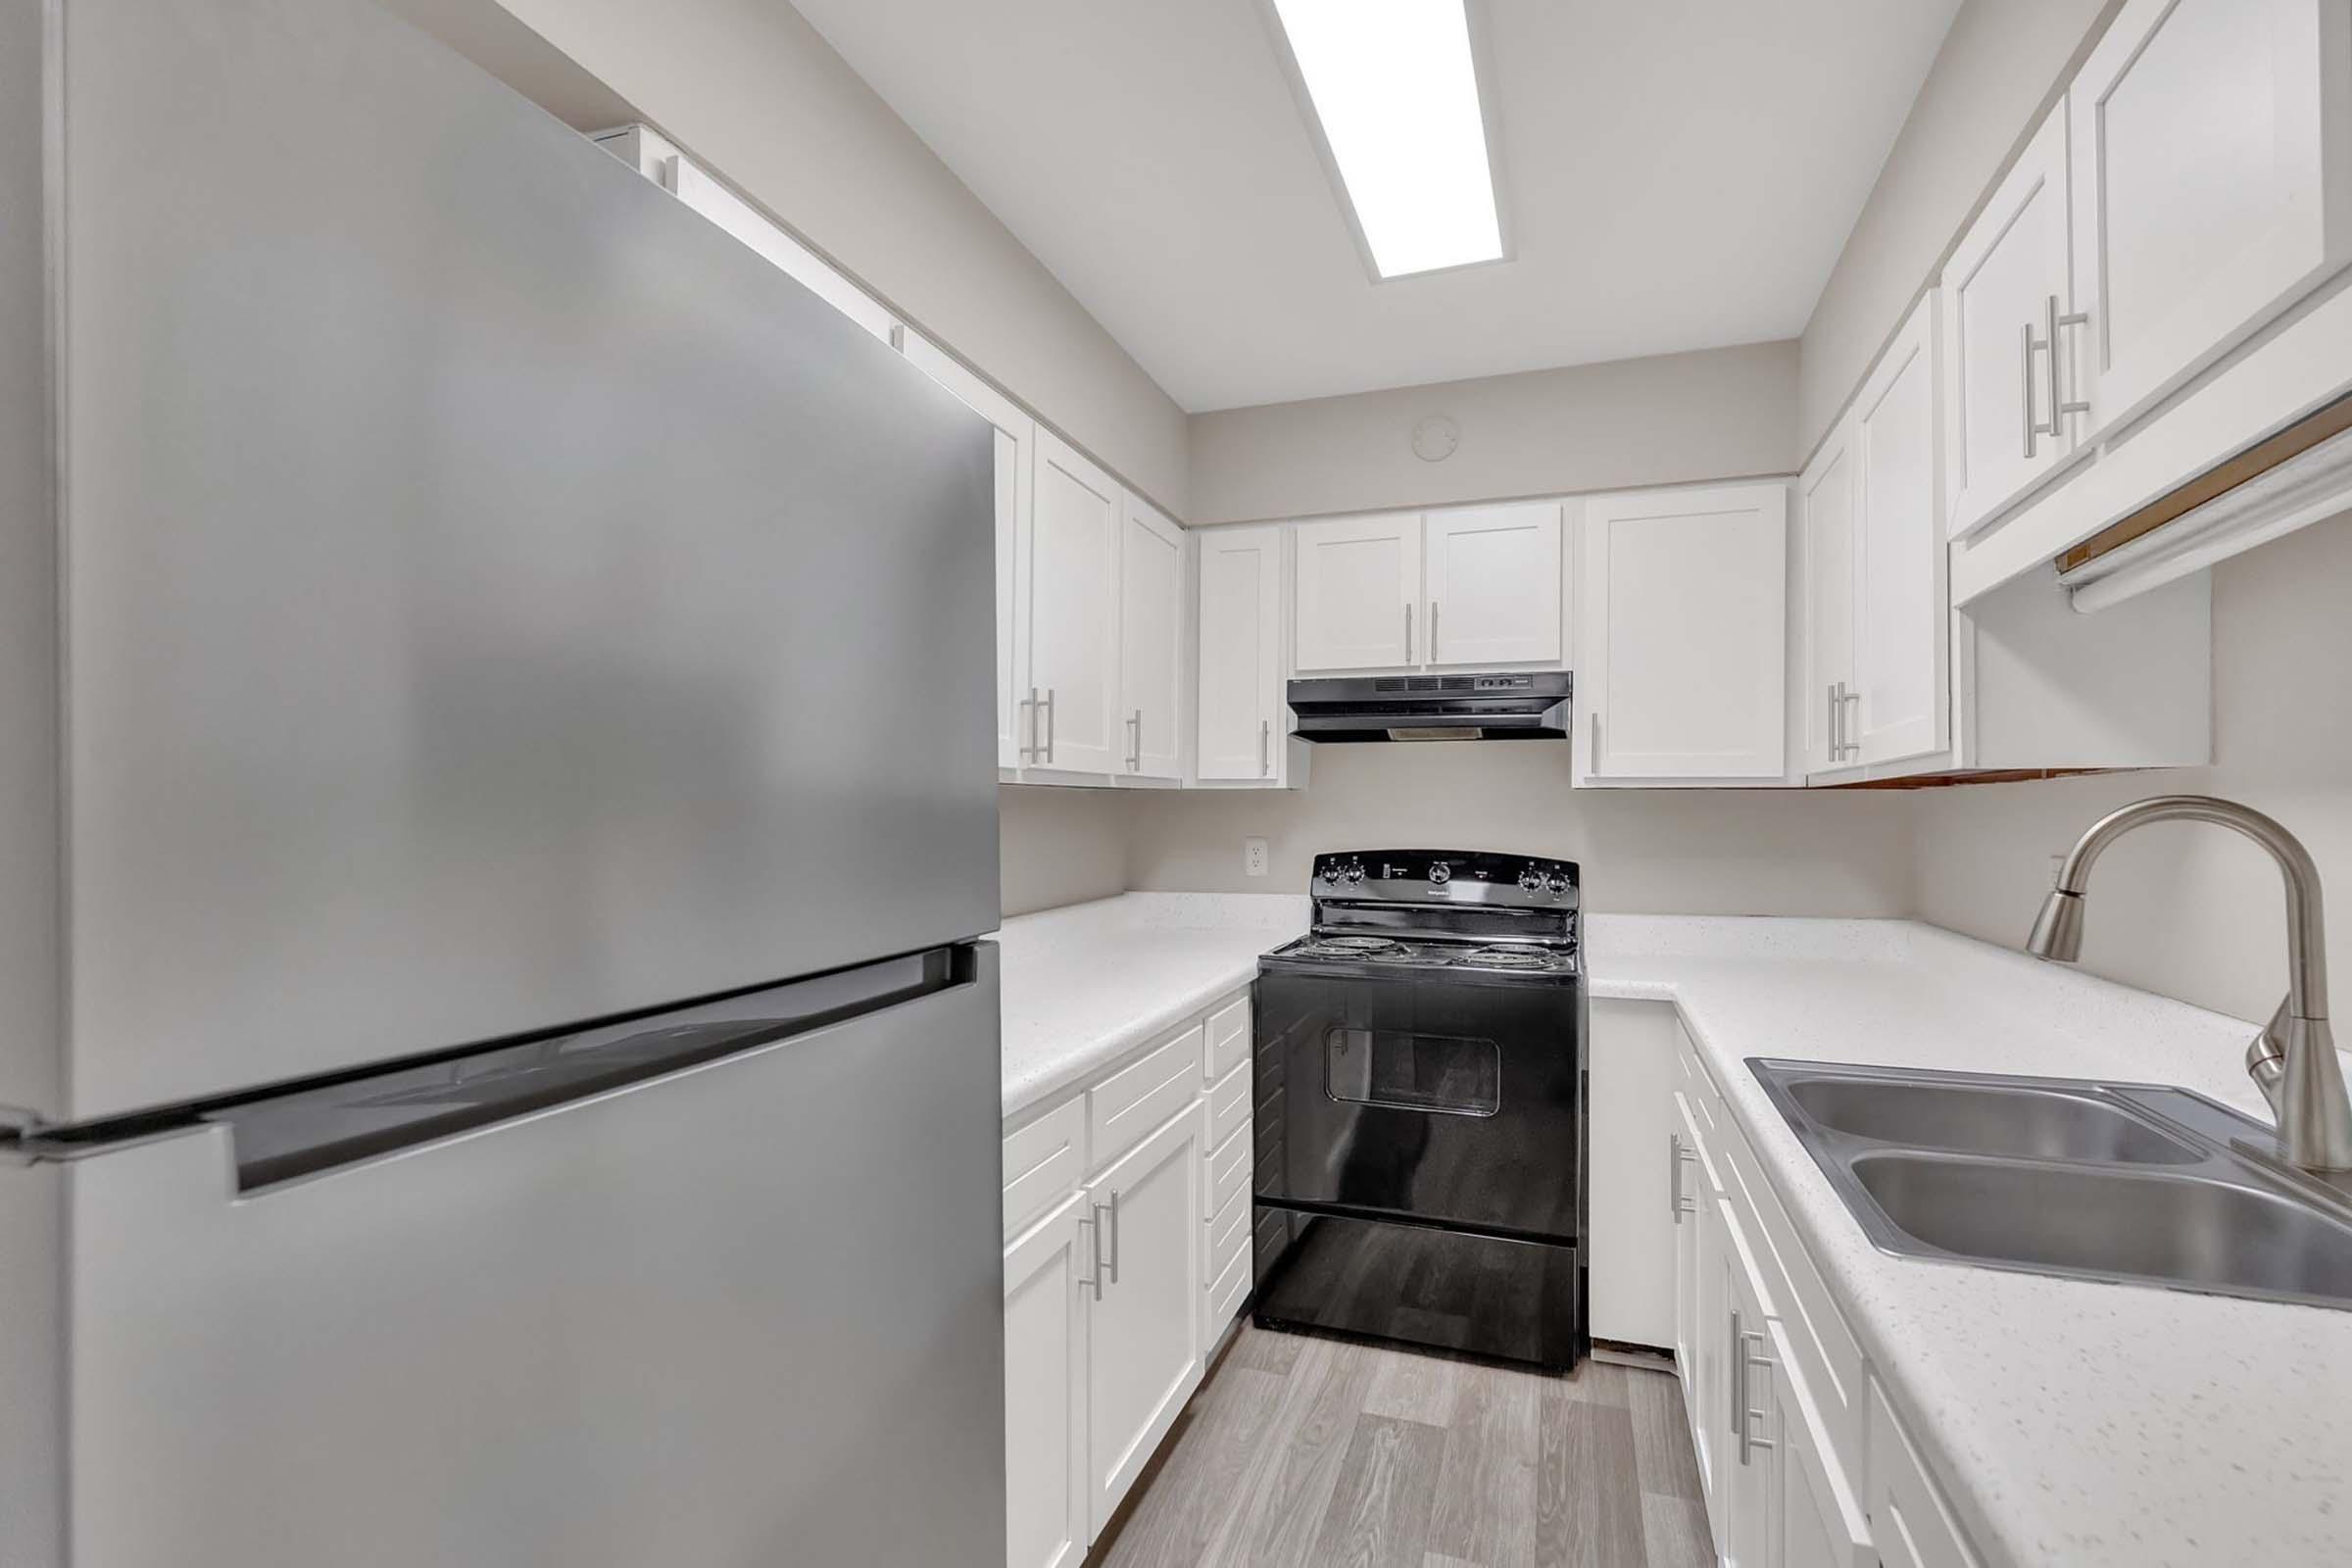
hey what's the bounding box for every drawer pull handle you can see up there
[1668,1131,1697,1223]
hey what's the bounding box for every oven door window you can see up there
[1324,1027,1500,1117]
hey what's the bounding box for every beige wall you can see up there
[1000,787,1133,919]
[420,0,1191,516]
[1187,342,1799,526]
[1914,513,2352,1026]
[1127,745,1915,917]
[1795,0,2117,458]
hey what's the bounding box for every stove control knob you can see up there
[1344,861,1365,885]
[1518,866,1545,893]
[1427,861,1451,886]
[1546,872,1570,896]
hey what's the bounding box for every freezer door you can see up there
[55,0,999,1117]
[68,948,1004,1568]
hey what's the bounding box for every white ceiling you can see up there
[788,0,1962,413]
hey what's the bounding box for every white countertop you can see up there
[997,895,2352,1568]
[997,892,1307,1120]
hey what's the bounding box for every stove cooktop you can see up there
[1268,933,1579,976]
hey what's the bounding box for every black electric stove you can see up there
[1251,850,1588,1371]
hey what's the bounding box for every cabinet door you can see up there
[1027,430,1123,776]
[1195,526,1284,782]
[1854,294,1947,767]
[1293,514,1423,672]
[1798,419,1859,777]
[1693,1165,1732,1542]
[1117,496,1186,780]
[899,330,1035,771]
[1674,1096,1723,1523]
[661,155,898,343]
[1004,1195,1090,1568]
[1423,502,1563,665]
[2070,0,2352,440]
[1720,1206,1779,1568]
[1590,1001,1678,1348]
[1766,1314,1876,1568]
[1084,1105,1204,1538]
[1941,104,2078,540]
[1577,484,1788,782]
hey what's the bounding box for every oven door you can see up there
[1253,966,1582,1242]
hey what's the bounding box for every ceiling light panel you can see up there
[1271,0,1503,279]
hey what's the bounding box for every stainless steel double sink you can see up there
[1749,1059,2352,1311]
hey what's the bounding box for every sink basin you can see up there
[1749,1058,2352,1311]
[1850,1152,2352,1302]
[1785,1076,2199,1164]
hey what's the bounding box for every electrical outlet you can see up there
[1244,838,1269,878]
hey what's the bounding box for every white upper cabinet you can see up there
[1292,504,1565,674]
[898,330,1035,773]
[1852,295,1947,768]
[1025,430,1124,776]
[1117,496,1186,781]
[1293,514,1423,672]
[1575,483,1789,785]
[1424,502,1565,666]
[1195,525,1290,784]
[1798,420,1860,778]
[2068,0,2352,441]
[1941,104,2080,540]
[1802,298,1956,785]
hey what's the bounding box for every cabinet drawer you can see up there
[1868,1377,1984,1568]
[1204,1119,1251,1215]
[1002,1096,1084,1240]
[1090,1024,1204,1175]
[1206,1183,1250,1285]
[1674,1021,1722,1136]
[1206,1058,1251,1149]
[1204,993,1251,1081]
[1206,1242,1251,1334]
[1717,1104,1868,1482]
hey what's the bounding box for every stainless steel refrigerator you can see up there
[0,0,1005,1561]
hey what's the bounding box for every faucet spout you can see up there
[2025,795,2352,1173]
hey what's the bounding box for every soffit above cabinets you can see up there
[787,0,1961,412]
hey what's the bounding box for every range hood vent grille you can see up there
[1287,671,1572,744]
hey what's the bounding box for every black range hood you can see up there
[1287,670,1573,743]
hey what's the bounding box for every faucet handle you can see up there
[2246,997,2291,1116]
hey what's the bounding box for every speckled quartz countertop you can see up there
[997,892,1307,1120]
[999,897,2352,1568]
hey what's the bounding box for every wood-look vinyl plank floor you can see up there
[1093,1325,1716,1568]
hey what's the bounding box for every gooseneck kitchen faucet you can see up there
[2025,795,2352,1173]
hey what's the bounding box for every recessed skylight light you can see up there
[1270,0,1504,280]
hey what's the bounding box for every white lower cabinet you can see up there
[1084,1105,1204,1534]
[1591,999,1679,1348]
[1867,1377,1984,1568]
[1663,1019,1964,1568]
[1003,1194,1090,1568]
[1001,985,1252,1567]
